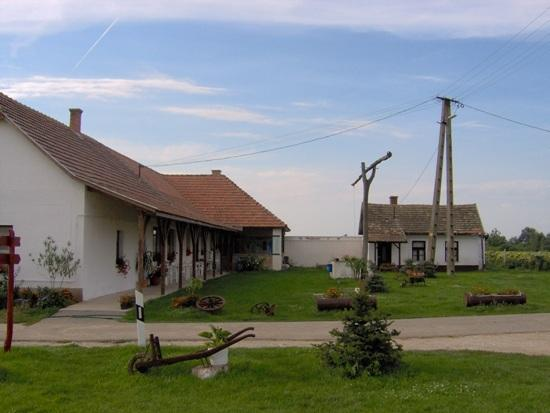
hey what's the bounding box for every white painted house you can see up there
[360,196,486,270]
[0,93,288,300]
[285,197,485,270]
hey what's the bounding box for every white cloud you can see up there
[0,1,546,38]
[215,132,267,140]
[408,75,447,83]
[0,75,223,99]
[160,106,275,124]
[291,100,330,108]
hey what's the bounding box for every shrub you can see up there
[183,278,203,296]
[35,287,70,309]
[486,251,550,271]
[366,271,388,293]
[30,237,80,288]
[237,255,265,272]
[342,256,366,279]
[316,290,402,378]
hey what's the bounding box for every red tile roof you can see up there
[0,93,285,231]
[165,173,288,229]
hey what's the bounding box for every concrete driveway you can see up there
[3,313,550,356]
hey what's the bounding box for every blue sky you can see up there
[1,1,549,237]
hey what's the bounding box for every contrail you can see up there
[73,18,119,70]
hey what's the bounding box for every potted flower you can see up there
[119,294,135,310]
[315,287,353,311]
[465,286,527,307]
[198,325,231,366]
[116,257,130,276]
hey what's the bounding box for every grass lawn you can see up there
[135,267,550,322]
[1,346,549,412]
[0,306,58,325]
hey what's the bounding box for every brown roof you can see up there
[165,173,288,229]
[359,203,484,240]
[0,92,283,231]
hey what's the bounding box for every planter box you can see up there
[208,348,229,367]
[315,294,377,311]
[465,292,526,307]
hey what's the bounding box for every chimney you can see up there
[69,108,83,133]
[211,170,221,175]
[389,195,398,205]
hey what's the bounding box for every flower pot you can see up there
[208,348,228,367]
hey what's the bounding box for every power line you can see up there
[153,95,436,165]
[150,97,436,167]
[462,102,550,134]
[401,148,438,202]
[442,5,550,97]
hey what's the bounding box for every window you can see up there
[445,241,459,262]
[116,230,124,262]
[411,241,425,262]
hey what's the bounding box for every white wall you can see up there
[285,234,484,269]
[81,190,139,300]
[285,236,362,267]
[0,121,85,291]
[272,228,283,270]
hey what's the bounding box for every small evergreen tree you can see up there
[317,290,402,378]
[366,270,388,293]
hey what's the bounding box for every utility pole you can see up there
[427,97,458,275]
[351,151,392,266]
[445,102,456,275]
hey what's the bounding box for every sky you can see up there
[1,0,550,237]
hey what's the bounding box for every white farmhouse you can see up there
[0,93,287,300]
[360,196,485,270]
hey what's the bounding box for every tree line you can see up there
[487,227,550,251]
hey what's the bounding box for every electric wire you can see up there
[442,5,550,97]
[462,102,550,134]
[400,148,437,203]
[152,95,435,165]
[150,97,436,167]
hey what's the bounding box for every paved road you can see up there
[3,313,550,355]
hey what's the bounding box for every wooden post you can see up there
[427,98,448,264]
[445,101,456,275]
[351,152,392,267]
[157,218,171,295]
[189,225,198,279]
[136,210,145,292]
[135,211,146,346]
[202,229,208,280]
[175,222,187,289]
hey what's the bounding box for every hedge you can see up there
[486,250,550,271]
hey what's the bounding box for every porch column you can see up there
[175,222,187,290]
[157,217,171,296]
[136,210,145,291]
[189,225,198,279]
[202,229,208,280]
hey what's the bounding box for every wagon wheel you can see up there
[128,353,150,374]
[196,295,225,312]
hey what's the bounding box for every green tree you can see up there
[487,228,508,250]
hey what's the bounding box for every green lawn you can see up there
[135,267,550,322]
[1,346,549,412]
[0,306,58,325]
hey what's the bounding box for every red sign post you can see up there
[1,226,21,352]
